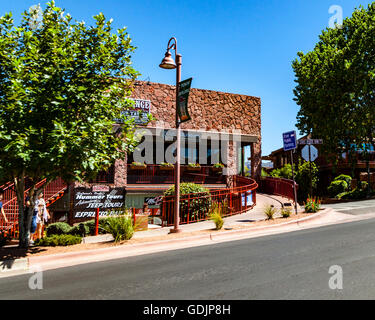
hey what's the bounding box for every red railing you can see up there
[127,164,226,185]
[0,177,68,238]
[161,175,258,227]
[258,177,297,201]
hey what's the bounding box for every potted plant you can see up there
[159,162,174,171]
[186,163,201,172]
[130,161,147,170]
[211,162,224,173]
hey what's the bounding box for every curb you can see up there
[3,208,331,275]
[0,258,28,274]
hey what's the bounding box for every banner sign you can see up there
[117,98,151,125]
[73,187,125,219]
[177,78,192,123]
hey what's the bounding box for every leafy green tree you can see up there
[270,164,294,180]
[0,2,142,247]
[292,3,375,193]
[295,160,319,202]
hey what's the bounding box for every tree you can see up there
[295,160,319,202]
[0,2,142,247]
[292,3,375,188]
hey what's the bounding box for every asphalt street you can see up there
[3,203,375,299]
[324,199,375,215]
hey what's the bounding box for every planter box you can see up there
[130,164,147,170]
[211,167,223,173]
[159,166,174,171]
[186,166,201,172]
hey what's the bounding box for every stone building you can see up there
[48,81,261,223]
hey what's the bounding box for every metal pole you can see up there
[309,144,312,197]
[290,150,298,215]
[171,53,182,233]
[95,207,99,236]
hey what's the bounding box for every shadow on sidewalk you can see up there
[0,242,46,269]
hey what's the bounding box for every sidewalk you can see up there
[133,193,301,239]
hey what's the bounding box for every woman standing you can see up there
[32,192,50,242]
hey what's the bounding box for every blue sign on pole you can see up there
[283,131,297,151]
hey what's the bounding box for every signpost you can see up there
[282,131,298,214]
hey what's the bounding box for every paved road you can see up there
[3,216,375,299]
[324,198,375,215]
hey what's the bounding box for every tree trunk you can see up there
[14,174,28,248]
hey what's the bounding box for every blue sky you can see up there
[0,0,373,156]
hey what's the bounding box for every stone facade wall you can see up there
[131,81,262,178]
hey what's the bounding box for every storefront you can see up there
[50,81,261,225]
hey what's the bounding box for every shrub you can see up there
[69,223,90,237]
[295,160,319,202]
[84,219,109,235]
[304,196,321,213]
[327,180,348,197]
[209,202,224,230]
[163,183,212,221]
[264,205,276,220]
[34,234,82,247]
[46,222,72,236]
[281,207,291,218]
[102,215,134,242]
[261,168,269,177]
[333,174,352,189]
[339,188,368,200]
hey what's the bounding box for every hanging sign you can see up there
[177,78,192,123]
[116,98,151,125]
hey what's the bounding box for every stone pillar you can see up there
[252,139,262,180]
[114,155,127,187]
[226,140,238,188]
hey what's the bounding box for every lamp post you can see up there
[159,37,182,233]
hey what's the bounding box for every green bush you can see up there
[46,222,72,236]
[163,183,212,221]
[339,188,368,200]
[84,219,109,235]
[295,160,319,202]
[69,223,89,237]
[264,205,276,220]
[281,207,291,218]
[35,234,82,247]
[327,180,348,197]
[333,174,352,189]
[270,164,294,180]
[102,215,134,242]
[209,202,224,230]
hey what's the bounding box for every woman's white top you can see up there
[34,198,48,223]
